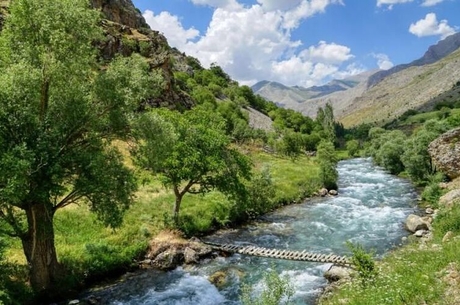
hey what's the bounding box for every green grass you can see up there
[5,150,321,290]
[320,206,460,305]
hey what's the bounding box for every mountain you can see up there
[252,70,376,116]
[252,72,371,110]
[253,32,460,127]
[367,32,460,88]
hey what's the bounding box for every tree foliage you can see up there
[0,0,157,295]
[132,107,252,224]
[317,141,338,190]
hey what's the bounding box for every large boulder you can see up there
[428,127,460,180]
[405,214,429,233]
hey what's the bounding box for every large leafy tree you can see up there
[132,107,252,224]
[0,0,156,295]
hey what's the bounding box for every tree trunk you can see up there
[173,193,183,225]
[21,202,61,296]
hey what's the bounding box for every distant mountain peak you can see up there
[367,32,460,88]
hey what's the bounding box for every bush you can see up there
[241,268,294,305]
[421,173,445,206]
[317,141,338,190]
[346,139,360,157]
[347,242,377,287]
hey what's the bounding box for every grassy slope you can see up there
[6,148,321,282]
[321,228,460,305]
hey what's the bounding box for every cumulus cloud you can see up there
[409,13,457,39]
[190,0,241,10]
[377,0,413,9]
[372,53,394,70]
[282,0,344,29]
[144,1,357,87]
[300,41,354,65]
[256,0,303,11]
[143,10,199,50]
[421,0,445,6]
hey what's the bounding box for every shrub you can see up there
[421,173,445,206]
[347,242,377,287]
[317,141,338,190]
[346,139,360,157]
[241,268,294,305]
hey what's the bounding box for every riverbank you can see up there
[319,177,460,305]
[3,148,323,303]
[71,158,417,304]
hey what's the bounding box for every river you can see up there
[87,158,418,304]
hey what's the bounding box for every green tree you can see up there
[346,139,360,157]
[0,0,156,295]
[401,129,438,183]
[316,103,336,142]
[132,108,252,224]
[317,141,338,190]
[375,131,406,174]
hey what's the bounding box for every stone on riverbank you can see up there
[141,230,212,270]
[405,214,429,233]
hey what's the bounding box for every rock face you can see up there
[428,127,460,180]
[90,0,148,29]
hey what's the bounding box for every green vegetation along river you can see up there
[84,158,418,304]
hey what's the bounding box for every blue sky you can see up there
[132,0,459,87]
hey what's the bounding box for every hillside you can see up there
[253,33,460,127]
[252,71,374,111]
[340,47,460,126]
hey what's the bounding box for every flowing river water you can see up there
[87,158,419,304]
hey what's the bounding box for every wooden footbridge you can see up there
[203,241,351,266]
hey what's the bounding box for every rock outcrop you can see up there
[428,127,460,180]
[140,231,213,270]
[90,0,148,29]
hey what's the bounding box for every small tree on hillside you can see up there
[132,107,252,224]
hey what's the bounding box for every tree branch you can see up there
[53,189,82,212]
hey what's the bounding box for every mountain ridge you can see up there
[252,32,460,126]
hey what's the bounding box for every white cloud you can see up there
[372,53,394,70]
[190,0,241,10]
[300,41,354,65]
[377,0,413,9]
[421,0,445,6]
[282,0,344,29]
[143,10,199,50]
[143,1,355,87]
[409,13,456,39]
[256,0,303,11]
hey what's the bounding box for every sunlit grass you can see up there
[5,149,322,285]
[321,207,460,305]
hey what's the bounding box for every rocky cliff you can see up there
[429,127,460,180]
[91,0,194,109]
[0,0,194,110]
[90,0,148,29]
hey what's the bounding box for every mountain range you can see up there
[252,32,460,127]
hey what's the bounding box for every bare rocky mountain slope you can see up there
[253,32,460,127]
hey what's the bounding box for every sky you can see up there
[132,0,459,88]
